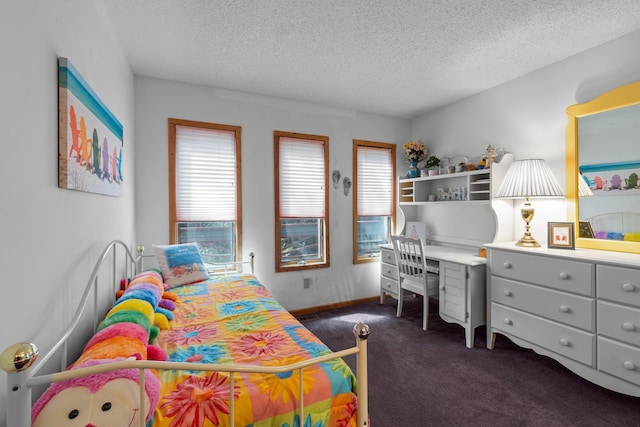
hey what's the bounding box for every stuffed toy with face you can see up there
[31,358,160,426]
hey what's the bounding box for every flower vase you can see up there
[408,162,419,178]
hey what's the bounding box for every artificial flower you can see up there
[403,140,426,163]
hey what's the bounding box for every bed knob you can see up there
[0,342,39,373]
[353,322,370,340]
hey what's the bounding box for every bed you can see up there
[1,241,369,427]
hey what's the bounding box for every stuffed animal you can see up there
[32,358,160,426]
[31,269,176,425]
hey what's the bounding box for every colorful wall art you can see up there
[579,161,640,196]
[58,57,123,196]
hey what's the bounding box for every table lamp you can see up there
[496,159,565,247]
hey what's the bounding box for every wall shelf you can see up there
[396,152,515,245]
[399,169,492,204]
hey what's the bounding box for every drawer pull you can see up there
[559,305,569,313]
[503,290,512,297]
[559,338,570,347]
[622,322,636,331]
[503,318,513,325]
[623,361,636,371]
[503,262,512,269]
[558,272,569,280]
[386,269,392,275]
[622,283,636,292]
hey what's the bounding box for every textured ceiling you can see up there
[99,0,640,118]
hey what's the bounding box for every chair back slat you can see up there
[392,235,425,280]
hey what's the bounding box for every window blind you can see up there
[357,145,393,216]
[175,125,236,221]
[279,137,325,218]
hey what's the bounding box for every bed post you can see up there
[353,322,370,427]
[1,342,39,427]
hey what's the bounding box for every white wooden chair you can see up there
[391,235,440,330]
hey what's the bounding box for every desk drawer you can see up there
[491,277,594,331]
[380,276,398,298]
[598,337,640,386]
[491,249,593,296]
[381,262,398,281]
[380,247,396,266]
[491,302,595,366]
[597,265,640,306]
[598,301,640,347]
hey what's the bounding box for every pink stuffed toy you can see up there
[32,358,160,426]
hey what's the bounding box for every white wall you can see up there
[411,30,640,244]
[0,1,135,423]
[133,77,410,310]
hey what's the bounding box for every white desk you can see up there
[380,243,487,348]
[421,245,487,267]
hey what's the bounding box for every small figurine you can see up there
[484,145,498,168]
[477,157,486,170]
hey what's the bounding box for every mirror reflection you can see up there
[578,102,640,242]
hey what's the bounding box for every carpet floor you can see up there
[302,297,640,427]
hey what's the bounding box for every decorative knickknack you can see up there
[424,155,441,176]
[408,162,419,178]
[403,140,425,178]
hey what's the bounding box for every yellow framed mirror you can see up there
[566,81,640,254]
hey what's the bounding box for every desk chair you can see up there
[392,235,440,330]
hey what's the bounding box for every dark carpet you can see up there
[302,297,640,427]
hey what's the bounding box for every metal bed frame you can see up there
[1,240,369,427]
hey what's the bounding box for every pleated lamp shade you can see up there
[496,159,564,199]
[496,159,564,247]
[578,172,594,197]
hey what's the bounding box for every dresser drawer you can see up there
[491,302,595,366]
[492,277,594,331]
[598,301,640,347]
[380,275,398,298]
[381,262,398,280]
[380,247,396,265]
[597,265,640,307]
[491,249,593,296]
[598,337,640,386]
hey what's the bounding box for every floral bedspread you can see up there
[152,274,358,427]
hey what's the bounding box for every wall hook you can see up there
[343,177,351,196]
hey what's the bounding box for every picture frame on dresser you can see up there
[548,222,575,249]
[578,220,595,238]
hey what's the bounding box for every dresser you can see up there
[486,242,640,396]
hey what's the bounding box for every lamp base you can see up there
[516,198,540,247]
[515,234,540,247]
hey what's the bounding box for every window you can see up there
[168,118,242,268]
[353,140,396,263]
[274,131,329,271]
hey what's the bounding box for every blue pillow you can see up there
[152,243,209,288]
